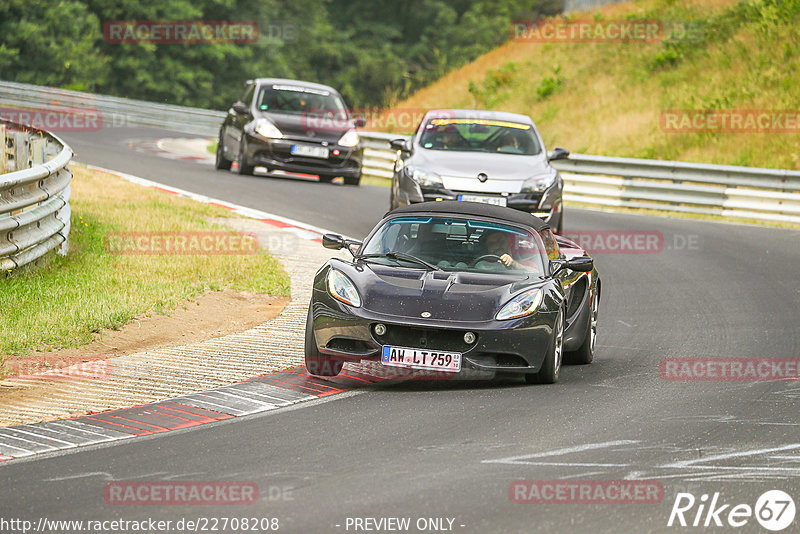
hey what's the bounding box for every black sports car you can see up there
[216,78,365,184]
[389,109,569,232]
[305,201,600,384]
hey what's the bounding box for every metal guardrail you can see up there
[0,80,225,137]
[358,132,800,224]
[0,119,73,271]
[3,81,798,225]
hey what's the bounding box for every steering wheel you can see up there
[470,254,505,268]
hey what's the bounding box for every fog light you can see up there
[374,323,387,336]
[464,332,476,344]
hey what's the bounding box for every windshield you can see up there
[360,216,546,274]
[418,118,541,155]
[256,84,348,118]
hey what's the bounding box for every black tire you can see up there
[236,140,254,175]
[304,304,343,377]
[343,175,361,186]
[526,308,564,384]
[317,174,334,183]
[215,136,232,171]
[565,287,598,365]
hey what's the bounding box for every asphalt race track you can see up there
[1,126,798,533]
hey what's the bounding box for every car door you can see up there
[223,83,255,155]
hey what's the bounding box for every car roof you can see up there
[249,78,340,95]
[423,109,534,125]
[385,201,548,231]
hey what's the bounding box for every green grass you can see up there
[392,0,800,170]
[0,165,290,357]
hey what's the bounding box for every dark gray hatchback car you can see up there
[216,78,365,185]
[389,109,569,232]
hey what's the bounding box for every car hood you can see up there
[254,111,350,142]
[409,149,553,193]
[340,262,540,322]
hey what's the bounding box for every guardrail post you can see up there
[13,131,29,171]
[0,124,6,173]
[30,136,46,166]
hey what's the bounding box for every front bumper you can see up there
[245,132,363,178]
[396,174,563,225]
[310,297,556,375]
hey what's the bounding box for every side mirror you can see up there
[566,256,594,272]
[390,138,409,152]
[322,233,346,250]
[547,146,570,161]
[550,256,593,275]
[232,101,249,115]
[353,117,367,128]
[322,233,362,256]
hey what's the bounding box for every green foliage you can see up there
[0,0,565,109]
[468,61,518,108]
[535,64,562,101]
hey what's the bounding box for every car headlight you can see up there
[521,173,557,193]
[254,119,283,139]
[404,166,443,188]
[496,288,544,320]
[327,269,361,307]
[338,129,360,147]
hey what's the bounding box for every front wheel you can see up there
[317,174,334,184]
[304,304,343,377]
[235,140,254,175]
[215,136,232,171]
[343,175,361,186]
[526,308,563,384]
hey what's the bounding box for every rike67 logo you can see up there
[668,490,795,531]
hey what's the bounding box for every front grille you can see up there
[373,325,474,352]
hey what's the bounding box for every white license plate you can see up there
[381,345,461,373]
[291,144,329,159]
[458,194,507,207]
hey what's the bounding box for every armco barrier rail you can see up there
[358,132,800,224]
[0,80,225,137]
[4,81,798,225]
[0,119,73,271]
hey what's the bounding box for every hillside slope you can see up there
[387,0,800,169]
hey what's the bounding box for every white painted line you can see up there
[8,428,76,448]
[661,443,800,468]
[482,440,639,465]
[50,421,132,441]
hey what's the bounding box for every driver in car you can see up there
[483,230,540,272]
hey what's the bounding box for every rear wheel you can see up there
[565,288,598,365]
[236,140,254,175]
[215,136,231,171]
[318,174,334,184]
[526,308,563,384]
[343,175,361,186]
[304,304,343,377]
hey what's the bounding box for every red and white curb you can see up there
[84,163,355,242]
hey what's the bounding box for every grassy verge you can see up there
[388,0,800,170]
[0,165,290,357]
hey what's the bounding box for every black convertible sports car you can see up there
[305,201,601,384]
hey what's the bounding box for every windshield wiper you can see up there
[358,252,441,271]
